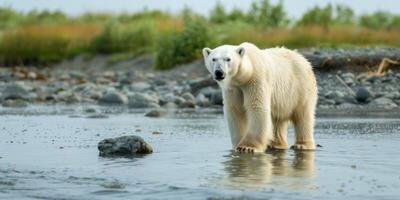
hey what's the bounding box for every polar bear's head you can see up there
[202,45,246,84]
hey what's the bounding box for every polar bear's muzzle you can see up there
[214,69,225,81]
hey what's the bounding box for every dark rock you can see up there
[145,108,168,117]
[98,135,153,156]
[355,87,373,103]
[211,91,223,105]
[98,91,128,105]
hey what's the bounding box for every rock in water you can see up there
[98,135,153,156]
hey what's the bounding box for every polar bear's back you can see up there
[262,47,317,120]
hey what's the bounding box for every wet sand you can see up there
[0,107,399,200]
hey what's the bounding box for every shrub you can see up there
[90,20,154,54]
[154,18,209,70]
[0,24,98,64]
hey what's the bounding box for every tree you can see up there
[210,1,227,23]
[228,8,245,21]
[297,4,333,30]
[335,4,354,25]
[246,0,288,29]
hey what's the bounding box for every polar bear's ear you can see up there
[202,48,212,58]
[236,47,245,57]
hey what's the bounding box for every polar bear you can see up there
[202,42,317,153]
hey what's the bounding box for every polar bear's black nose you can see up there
[214,70,225,81]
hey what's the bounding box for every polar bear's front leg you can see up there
[237,84,273,153]
[223,88,247,147]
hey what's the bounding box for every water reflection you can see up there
[222,150,315,189]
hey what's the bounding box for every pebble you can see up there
[145,108,168,117]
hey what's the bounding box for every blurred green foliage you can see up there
[90,20,154,54]
[154,16,209,70]
[0,0,400,68]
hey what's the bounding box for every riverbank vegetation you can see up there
[0,0,399,68]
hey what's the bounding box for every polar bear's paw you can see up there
[236,146,256,153]
[290,143,315,150]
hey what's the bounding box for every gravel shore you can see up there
[1,49,399,112]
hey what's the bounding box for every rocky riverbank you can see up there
[0,49,399,112]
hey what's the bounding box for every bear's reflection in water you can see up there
[222,150,315,189]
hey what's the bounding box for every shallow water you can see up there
[1,108,400,200]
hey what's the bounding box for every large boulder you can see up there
[98,135,153,156]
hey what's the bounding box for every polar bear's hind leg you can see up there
[270,119,289,150]
[291,105,316,150]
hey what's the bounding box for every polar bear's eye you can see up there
[212,58,217,62]
[226,58,231,62]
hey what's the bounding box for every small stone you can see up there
[86,114,109,119]
[180,100,196,108]
[84,107,97,113]
[130,82,151,91]
[2,99,28,108]
[98,91,128,105]
[145,108,168,117]
[181,92,195,102]
[162,102,177,109]
[369,97,397,108]
[324,91,344,100]
[98,135,153,156]
[351,165,357,169]
[27,72,37,79]
[100,180,126,189]
[152,131,162,135]
[128,93,159,108]
[195,93,210,107]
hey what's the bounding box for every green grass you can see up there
[0,1,400,68]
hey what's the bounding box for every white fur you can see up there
[203,42,318,152]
